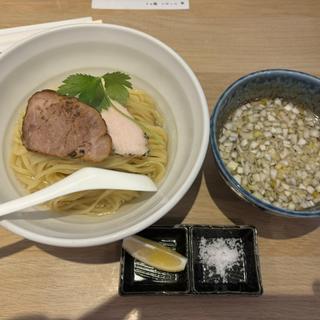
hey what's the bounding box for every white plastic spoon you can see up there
[0,167,157,217]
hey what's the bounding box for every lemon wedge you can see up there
[122,235,187,272]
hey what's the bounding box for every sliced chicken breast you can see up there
[101,101,148,156]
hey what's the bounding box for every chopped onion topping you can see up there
[218,98,320,210]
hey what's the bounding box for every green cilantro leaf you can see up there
[57,72,132,112]
[103,72,133,105]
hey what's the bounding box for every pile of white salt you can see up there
[199,237,244,283]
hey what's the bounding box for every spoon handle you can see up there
[0,168,157,217]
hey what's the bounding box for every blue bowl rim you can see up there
[210,68,320,218]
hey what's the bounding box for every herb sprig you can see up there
[57,72,133,112]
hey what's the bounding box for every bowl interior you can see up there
[214,70,320,136]
[0,25,208,245]
[211,70,320,217]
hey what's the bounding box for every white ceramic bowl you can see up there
[0,24,209,247]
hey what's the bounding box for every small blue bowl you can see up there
[210,69,320,218]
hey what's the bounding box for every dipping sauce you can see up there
[218,98,320,210]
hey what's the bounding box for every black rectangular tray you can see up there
[119,225,263,296]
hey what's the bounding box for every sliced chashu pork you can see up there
[101,100,148,156]
[22,90,112,162]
